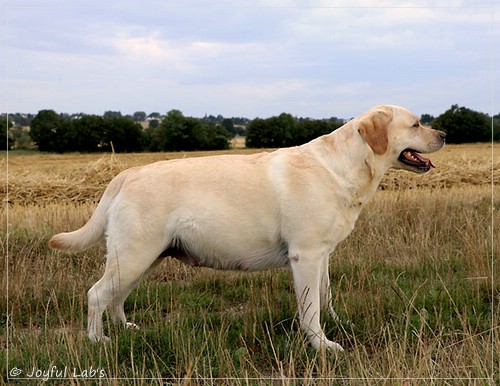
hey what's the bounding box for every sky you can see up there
[1,0,499,120]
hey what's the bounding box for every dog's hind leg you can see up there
[108,257,164,329]
[107,278,141,329]
[87,244,160,342]
[87,273,113,342]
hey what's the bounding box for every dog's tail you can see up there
[48,170,127,253]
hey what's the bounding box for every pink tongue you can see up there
[412,151,436,168]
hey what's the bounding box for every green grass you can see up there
[2,186,498,384]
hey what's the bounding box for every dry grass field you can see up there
[3,143,498,205]
[2,143,499,384]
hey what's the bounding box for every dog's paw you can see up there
[125,322,140,330]
[325,341,344,353]
[311,337,344,352]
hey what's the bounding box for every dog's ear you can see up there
[358,110,390,155]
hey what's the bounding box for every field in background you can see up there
[1,144,499,384]
[4,143,498,205]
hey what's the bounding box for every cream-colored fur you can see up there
[49,105,445,351]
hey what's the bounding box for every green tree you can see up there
[432,105,490,143]
[208,124,231,150]
[103,117,145,152]
[150,110,230,151]
[194,122,230,150]
[293,119,334,146]
[221,118,235,135]
[246,118,273,148]
[30,110,71,152]
[493,113,500,142]
[276,113,295,146]
[143,125,162,151]
[159,110,193,151]
[132,111,147,122]
[148,112,161,120]
[103,111,122,119]
[0,117,13,150]
[9,126,34,150]
[71,116,145,152]
[71,115,104,152]
[248,113,296,148]
[6,113,34,127]
[420,114,434,125]
[246,114,342,148]
[148,119,160,129]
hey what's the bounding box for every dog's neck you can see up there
[307,122,389,207]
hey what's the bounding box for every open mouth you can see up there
[398,149,436,173]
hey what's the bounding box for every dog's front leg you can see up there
[290,251,344,352]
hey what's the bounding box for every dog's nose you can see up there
[439,131,446,141]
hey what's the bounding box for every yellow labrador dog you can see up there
[49,105,445,351]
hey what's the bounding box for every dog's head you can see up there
[357,105,446,173]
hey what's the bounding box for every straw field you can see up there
[2,143,499,384]
[3,144,498,206]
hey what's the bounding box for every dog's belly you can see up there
[160,235,289,272]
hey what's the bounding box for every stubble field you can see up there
[2,143,499,385]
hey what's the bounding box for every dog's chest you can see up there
[326,204,364,248]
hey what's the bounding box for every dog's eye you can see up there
[412,122,420,128]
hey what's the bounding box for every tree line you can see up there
[10,110,235,153]
[1,104,499,152]
[246,113,344,148]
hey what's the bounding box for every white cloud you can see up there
[1,0,497,117]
